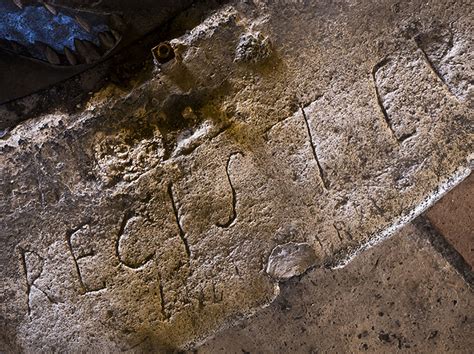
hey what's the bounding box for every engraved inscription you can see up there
[300,105,330,189]
[67,222,106,293]
[415,28,472,100]
[333,221,354,243]
[369,197,387,220]
[372,54,443,144]
[18,247,57,315]
[168,182,191,259]
[372,58,400,143]
[116,212,155,269]
[197,282,224,309]
[158,276,168,320]
[216,152,243,228]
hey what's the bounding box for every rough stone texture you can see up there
[426,173,473,269]
[1,0,473,351]
[196,223,474,353]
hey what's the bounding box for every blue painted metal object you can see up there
[0,0,194,104]
[0,1,114,64]
[0,5,104,51]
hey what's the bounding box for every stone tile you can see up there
[426,173,473,269]
[196,223,474,353]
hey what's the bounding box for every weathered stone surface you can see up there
[1,0,472,351]
[197,223,474,353]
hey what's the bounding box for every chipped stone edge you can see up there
[332,164,472,270]
[182,282,281,351]
[265,242,318,281]
[185,157,472,351]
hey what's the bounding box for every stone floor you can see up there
[426,174,474,270]
[195,174,473,353]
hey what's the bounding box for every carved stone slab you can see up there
[1,0,472,351]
